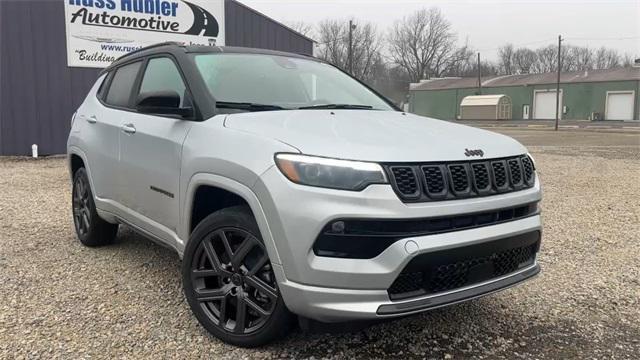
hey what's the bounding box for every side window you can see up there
[104,61,142,108]
[139,57,189,107]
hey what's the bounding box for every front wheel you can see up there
[182,206,294,347]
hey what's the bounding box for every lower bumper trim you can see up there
[376,263,540,316]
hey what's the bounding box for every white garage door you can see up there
[534,90,562,120]
[606,92,635,120]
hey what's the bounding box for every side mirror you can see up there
[136,91,193,117]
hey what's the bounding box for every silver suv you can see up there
[67,43,542,347]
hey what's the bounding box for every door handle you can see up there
[121,123,136,134]
[86,115,97,124]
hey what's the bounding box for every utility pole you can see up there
[477,52,482,94]
[348,20,355,74]
[554,35,562,131]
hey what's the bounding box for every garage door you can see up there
[533,90,562,120]
[606,92,635,120]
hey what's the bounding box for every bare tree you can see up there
[532,45,558,73]
[568,46,594,71]
[512,48,537,74]
[438,43,475,77]
[387,8,465,81]
[498,43,515,75]
[622,54,635,67]
[315,19,382,82]
[286,21,314,38]
[594,47,620,69]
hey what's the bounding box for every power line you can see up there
[564,36,640,41]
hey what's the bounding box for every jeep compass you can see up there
[67,42,542,347]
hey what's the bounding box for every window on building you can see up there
[104,61,142,108]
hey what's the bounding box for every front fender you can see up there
[179,173,281,265]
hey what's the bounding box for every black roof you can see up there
[104,42,318,72]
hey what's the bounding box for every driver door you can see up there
[117,56,194,245]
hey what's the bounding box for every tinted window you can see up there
[105,61,142,108]
[139,57,188,107]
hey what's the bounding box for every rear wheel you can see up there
[72,167,118,246]
[182,206,294,347]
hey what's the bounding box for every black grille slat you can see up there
[390,167,419,198]
[521,156,534,184]
[471,163,491,192]
[421,166,446,196]
[387,155,535,203]
[508,158,523,186]
[491,161,508,189]
[448,164,470,194]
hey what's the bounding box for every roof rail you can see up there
[114,41,185,62]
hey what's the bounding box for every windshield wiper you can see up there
[297,104,374,110]
[216,101,286,112]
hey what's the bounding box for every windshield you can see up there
[192,53,394,111]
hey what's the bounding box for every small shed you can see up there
[459,95,513,120]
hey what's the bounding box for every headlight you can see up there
[275,153,387,191]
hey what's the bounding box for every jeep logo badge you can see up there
[464,148,484,157]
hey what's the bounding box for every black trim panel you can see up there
[313,202,539,259]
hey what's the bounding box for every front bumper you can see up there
[252,166,542,321]
[275,262,539,322]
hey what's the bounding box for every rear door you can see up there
[80,61,142,201]
[117,56,194,243]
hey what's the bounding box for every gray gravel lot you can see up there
[1,129,639,359]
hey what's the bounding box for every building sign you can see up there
[64,0,225,68]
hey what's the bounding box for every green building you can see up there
[409,67,640,121]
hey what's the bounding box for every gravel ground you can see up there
[1,130,639,359]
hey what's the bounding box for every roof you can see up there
[460,95,509,107]
[104,42,319,73]
[410,67,640,91]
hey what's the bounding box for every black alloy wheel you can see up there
[191,227,278,334]
[72,172,91,237]
[71,167,118,247]
[183,206,293,347]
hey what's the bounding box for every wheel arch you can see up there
[67,147,97,193]
[181,173,281,265]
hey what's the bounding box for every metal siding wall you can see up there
[224,0,313,55]
[0,0,100,155]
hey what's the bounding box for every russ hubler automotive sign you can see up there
[64,0,225,68]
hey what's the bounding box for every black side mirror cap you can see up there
[136,91,193,117]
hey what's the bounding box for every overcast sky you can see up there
[239,0,640,61]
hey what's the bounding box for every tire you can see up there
[72,167,118,247]
[182,206,294,347]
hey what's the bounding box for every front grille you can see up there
[386,155,535,202]
[388,231,540,300]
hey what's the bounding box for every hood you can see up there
[224,110,527,162]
